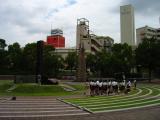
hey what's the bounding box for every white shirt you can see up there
[103,82,107,86]
[108,81,111,86]
[121,82,125,86]
[98,82,103,87]
[96,81,100,85]
[112,81,116,86]
[90,81,94,86]
[93,82,97,86]
[127,81,131,87]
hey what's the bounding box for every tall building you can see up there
[76,18,91,53]
[136,25,160,45]
[76,18,114,54]
[120,4,135,46]
[46,29,65,48]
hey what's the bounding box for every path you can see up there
[0,96,89,119]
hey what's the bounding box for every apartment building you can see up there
[136,26,160,45]
[76,18,114,54]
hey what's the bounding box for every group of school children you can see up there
[89,80,136,96]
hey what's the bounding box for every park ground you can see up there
[0,79,160,120]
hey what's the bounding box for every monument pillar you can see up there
[36,40,44,84]
[76,44,87,82]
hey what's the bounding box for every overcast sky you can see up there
[0,0,160,47]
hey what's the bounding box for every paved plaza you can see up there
[0,96,159,120]
[0,83,160,120]
[0,97,89,119]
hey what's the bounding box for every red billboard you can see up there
[47,35,65,48]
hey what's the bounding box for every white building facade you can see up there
[136,26,160,45]
[120,4,135,46]
[76,18,114,54]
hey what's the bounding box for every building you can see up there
[46,18,114,59]
[120,4,135,46]
[46,29,65,48]
[95,36,114,53]
[54,48,76,59]
[76,18,91,53]
[76,18,114,54]
[136,26,160,45]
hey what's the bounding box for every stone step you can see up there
[0,106,76,110]
[0,107,78,111]
[0,112,89,118]
[0,110,86,116]
[0,102,67,105]
[0,97,90,118]
[0,104,71,107]
[0,109,83,114]
[6,100,61,103]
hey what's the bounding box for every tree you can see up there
[0,39,7,50]
[85,43,134,77]
[86,49,113,77]
[8,42,22,74]
[65,52,77,72]
[112,43,134,74]
[136,37,160,82]
[86,53,96,74]
[0,39,8,74]
[22,43,37,74]
[94,49,110,77]
[43,44,61,77]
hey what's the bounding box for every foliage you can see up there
[22,43,37,74]
[0,40,64,77]
[0,39,8,74]
[65,52,77,72]
[135,37,160,81]
[1,37,160,80]
[43,45,63,77]
[0,39,7,50]
[112,43,134,74]
[8,42,23,74]
[86,44,134,77]
[86,53,96,73]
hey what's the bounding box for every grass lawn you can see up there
[65,84,160,113]
[0,80,14,95]
[0,80,87,96]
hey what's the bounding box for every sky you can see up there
[0,0,160,47]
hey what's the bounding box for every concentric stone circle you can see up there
[65,84,160,113]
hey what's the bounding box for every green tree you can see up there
[86,43,134,77]
[136,37,160,82]
[65,52,77,72]
[0,39,8,74]
[22,43,37,74]
[112,43,134,74]
[8,42,22,74]
[94,49,110,77]
[0,39,7,50]
[43,45,60,76]
[86,53,96,74]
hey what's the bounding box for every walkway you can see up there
[0,96,89,119]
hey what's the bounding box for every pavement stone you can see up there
[0,96,159,120]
